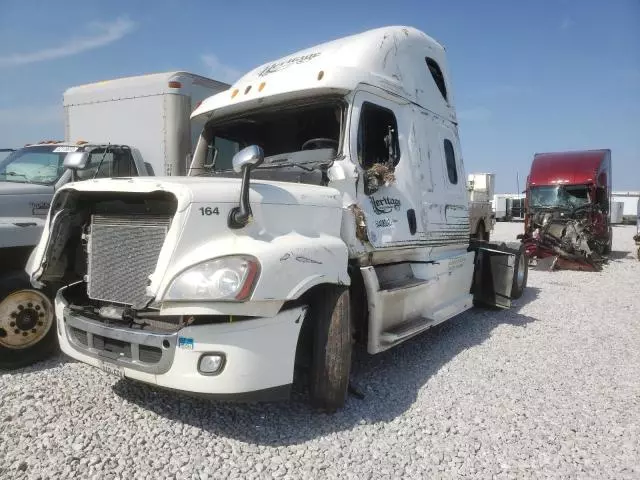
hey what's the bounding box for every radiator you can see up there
[87,214,171,306]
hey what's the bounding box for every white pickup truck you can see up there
[0,72,228,369]
[26,26,528,411]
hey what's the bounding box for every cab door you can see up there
[349,89,422,249]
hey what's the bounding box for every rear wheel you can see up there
[308,286,352,413]
[0,272,57,370]
[602,227,613,254]
[511,245,528,300]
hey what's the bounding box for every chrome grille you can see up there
[87,215,170,306]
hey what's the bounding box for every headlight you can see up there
[164,255,260,301]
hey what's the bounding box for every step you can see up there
[379,316,436,345]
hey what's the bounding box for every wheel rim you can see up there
[516,254,526,287]
[0,290,54,349]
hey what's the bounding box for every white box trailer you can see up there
[467,173,494,203]
[611,192,640,224]
[610,201,624,224]
[493,193,525,221]
[64,71,229,176]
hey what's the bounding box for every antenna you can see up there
[516,171,521,219]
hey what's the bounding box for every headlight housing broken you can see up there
[164,255,260,301]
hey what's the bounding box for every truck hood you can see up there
[52,176,342,210]
[27,175,349,312]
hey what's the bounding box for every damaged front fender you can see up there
[520,207,608,272]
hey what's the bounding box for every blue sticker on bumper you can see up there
[178,337,194,350]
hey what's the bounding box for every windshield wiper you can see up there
[261,161,316,172]
[92,145,111,179]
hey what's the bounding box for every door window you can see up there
[76,148,137,180]
[443,139,458,184]
[357,102,400,169]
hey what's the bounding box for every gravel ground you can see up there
[2,223,639,479]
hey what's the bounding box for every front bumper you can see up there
[55,286,306,400]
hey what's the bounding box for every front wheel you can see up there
[308,286,352,413]
[0,272,57,370]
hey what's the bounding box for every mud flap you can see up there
[471,247,515,309]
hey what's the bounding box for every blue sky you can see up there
[0,0,638,193]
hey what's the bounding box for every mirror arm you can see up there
[228,166,253,229]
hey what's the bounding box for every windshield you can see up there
[201,100,344,173]
[529,185,591,209]
[0,146,68,185]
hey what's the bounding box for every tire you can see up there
[511,245,528,300]
[472,221,486,242]
[308,286,352,413]
[0,271,57,370]
[602,227,613,255]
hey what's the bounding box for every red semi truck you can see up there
[518,149,612,271]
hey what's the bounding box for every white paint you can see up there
[27,26,515,398]
[55,291,306,394]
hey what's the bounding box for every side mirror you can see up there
[228,145,264,229]
[232,145,264,173]
[63,151,89,170]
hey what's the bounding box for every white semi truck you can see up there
[0,72,228,369]
[26,26,528,411]
[467,173,495,241]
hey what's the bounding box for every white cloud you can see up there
[201,54,242,84]
[0,16,136,68]
[458,107,492,121]
[560,18,575,30]
[0,105,62,125]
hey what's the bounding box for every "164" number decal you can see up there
[199,206,220,216]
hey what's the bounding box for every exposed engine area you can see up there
[522,206,608,271]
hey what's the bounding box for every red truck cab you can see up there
[521,149,612,270]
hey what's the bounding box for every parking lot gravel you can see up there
[1,223,639,479]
